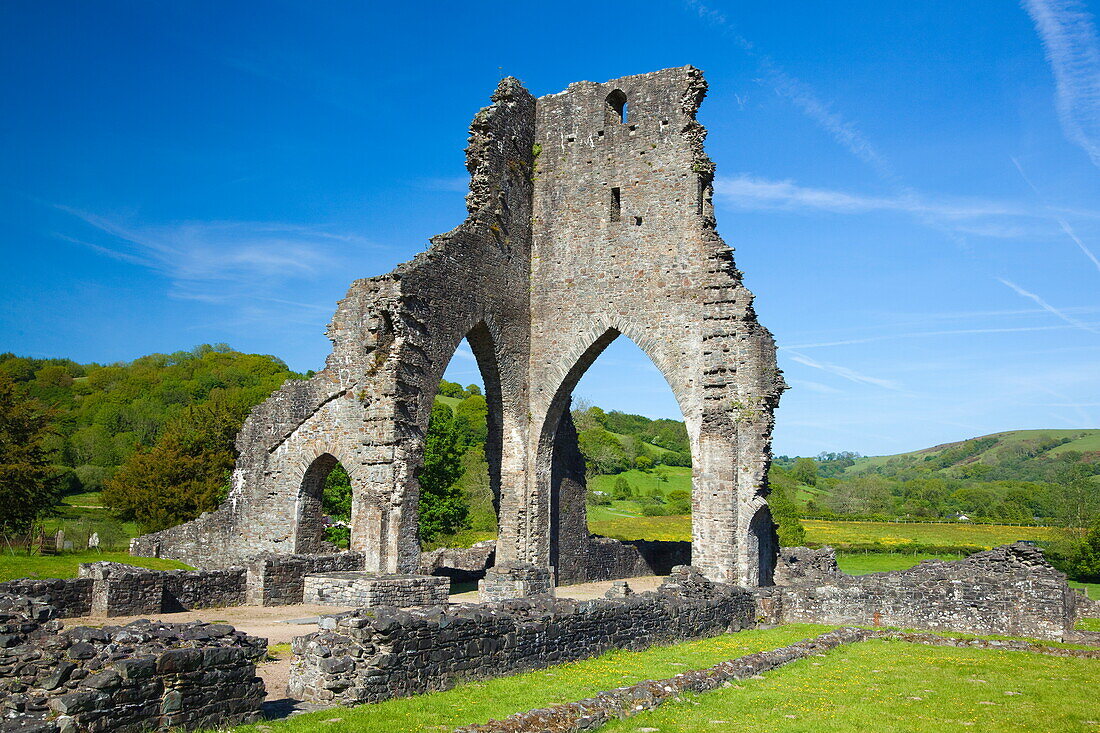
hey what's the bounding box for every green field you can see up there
[0,551,192,583]
[600,637,1100,733]
[228,625,838,732]
[802,519,1057,548]
[223,625,1100,732]
[587,515,1057,548]
[589,466,691,496]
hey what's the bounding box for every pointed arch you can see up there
[746,503,778,587]
[293,451,357,554]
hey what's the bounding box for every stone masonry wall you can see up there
[0,579,93,620]
[766,543,1079,639]
[287,566,755,706]
[245,552,364,606]
[0,598,265,733]
[133,67,784,589]
[303,572,448,608]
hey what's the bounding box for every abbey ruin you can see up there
[131,66,786,588]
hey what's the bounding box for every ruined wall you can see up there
[288,567,755,706]
[765,543,1080,639]
[303,572,449,607]
[244,552,365,606]
[0,598,265,732]
[132,67,784,588]
[521,66,784,585]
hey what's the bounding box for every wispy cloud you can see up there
[1022,0,1100,168]
[685,1,895,181]
[1011,156,1100,272]
[785,350,902,391]
[998,278,1100,334]
[716,175,1056,223]
[782,323,1088,350]
[419,176,469,193]
[56,207,375,309]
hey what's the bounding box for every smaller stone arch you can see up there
[746,503,779,587]
[605,89,628,124]
[294,453,341,554]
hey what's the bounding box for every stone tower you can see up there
[132,67,785,587]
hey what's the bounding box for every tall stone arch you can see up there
[132,67,785,587]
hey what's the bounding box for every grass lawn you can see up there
[802,519,1056,548]
[835,552,965,575]
[1069,581,1100,601]
[600,637,1100,733]
[589,466,692,498]
[586,516,1057,548]
[60,491,104,507]
[0,550,192,582]
[226,624,838,732]
[588,513,691,542]
[421,529,496,551]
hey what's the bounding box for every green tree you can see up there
[790,457,818,486]
[0,375,61,534]
[417,403,469,541]
[612,476,633,500]
[102,396,248,531]
[454,394,488,446]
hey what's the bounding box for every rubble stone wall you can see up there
[303,572,448,607]
[0,578,93,619]
[245,552,364,607]
[288,567,755,706]
[132,67,784,588]
[0,597,265,732]
[767,543,1079,639]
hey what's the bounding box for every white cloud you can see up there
[785,350,902,391]
[56,207,377,310]
[997,278,1100,335]
[713,175,1088,239]
[1022,0,1100,168]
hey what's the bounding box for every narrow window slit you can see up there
[610,187,621,222]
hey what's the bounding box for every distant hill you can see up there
[843,429,1100,484]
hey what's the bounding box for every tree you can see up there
[0,375,61,534]
[791,457,818,486]
[102,396,247,531]
[454,394,488,446]
[417,403,469,541]
[612,476,633,500]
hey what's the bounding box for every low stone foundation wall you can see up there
[245,552,365,607]
[478,563,554,602]
[303,572,449,607]
[0,598,266,732]
[0,578,93,619]
[765,543,1080,639]
[288,566,755,706]
[0,563,249,619]
[580,537,691,583]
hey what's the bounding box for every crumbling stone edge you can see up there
[453,627,873,733]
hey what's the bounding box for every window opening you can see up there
[605,90,628,125]
[610,187,621,222]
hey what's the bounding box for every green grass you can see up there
[835,552,966,575]
[600,637,1100,732]
[589,513,691,541]
[227,624,838,732]
[434,394,463,410]
[1077,618,1100,632]
[1069,581,1100,601]
[0,550,192,582]
[589,466,692,497]
[60,491,104,507]
[802,519,1057,548]
[421,529,496,551]
[586,516,1056,548]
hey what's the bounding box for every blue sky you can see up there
[2,1,1099,457]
